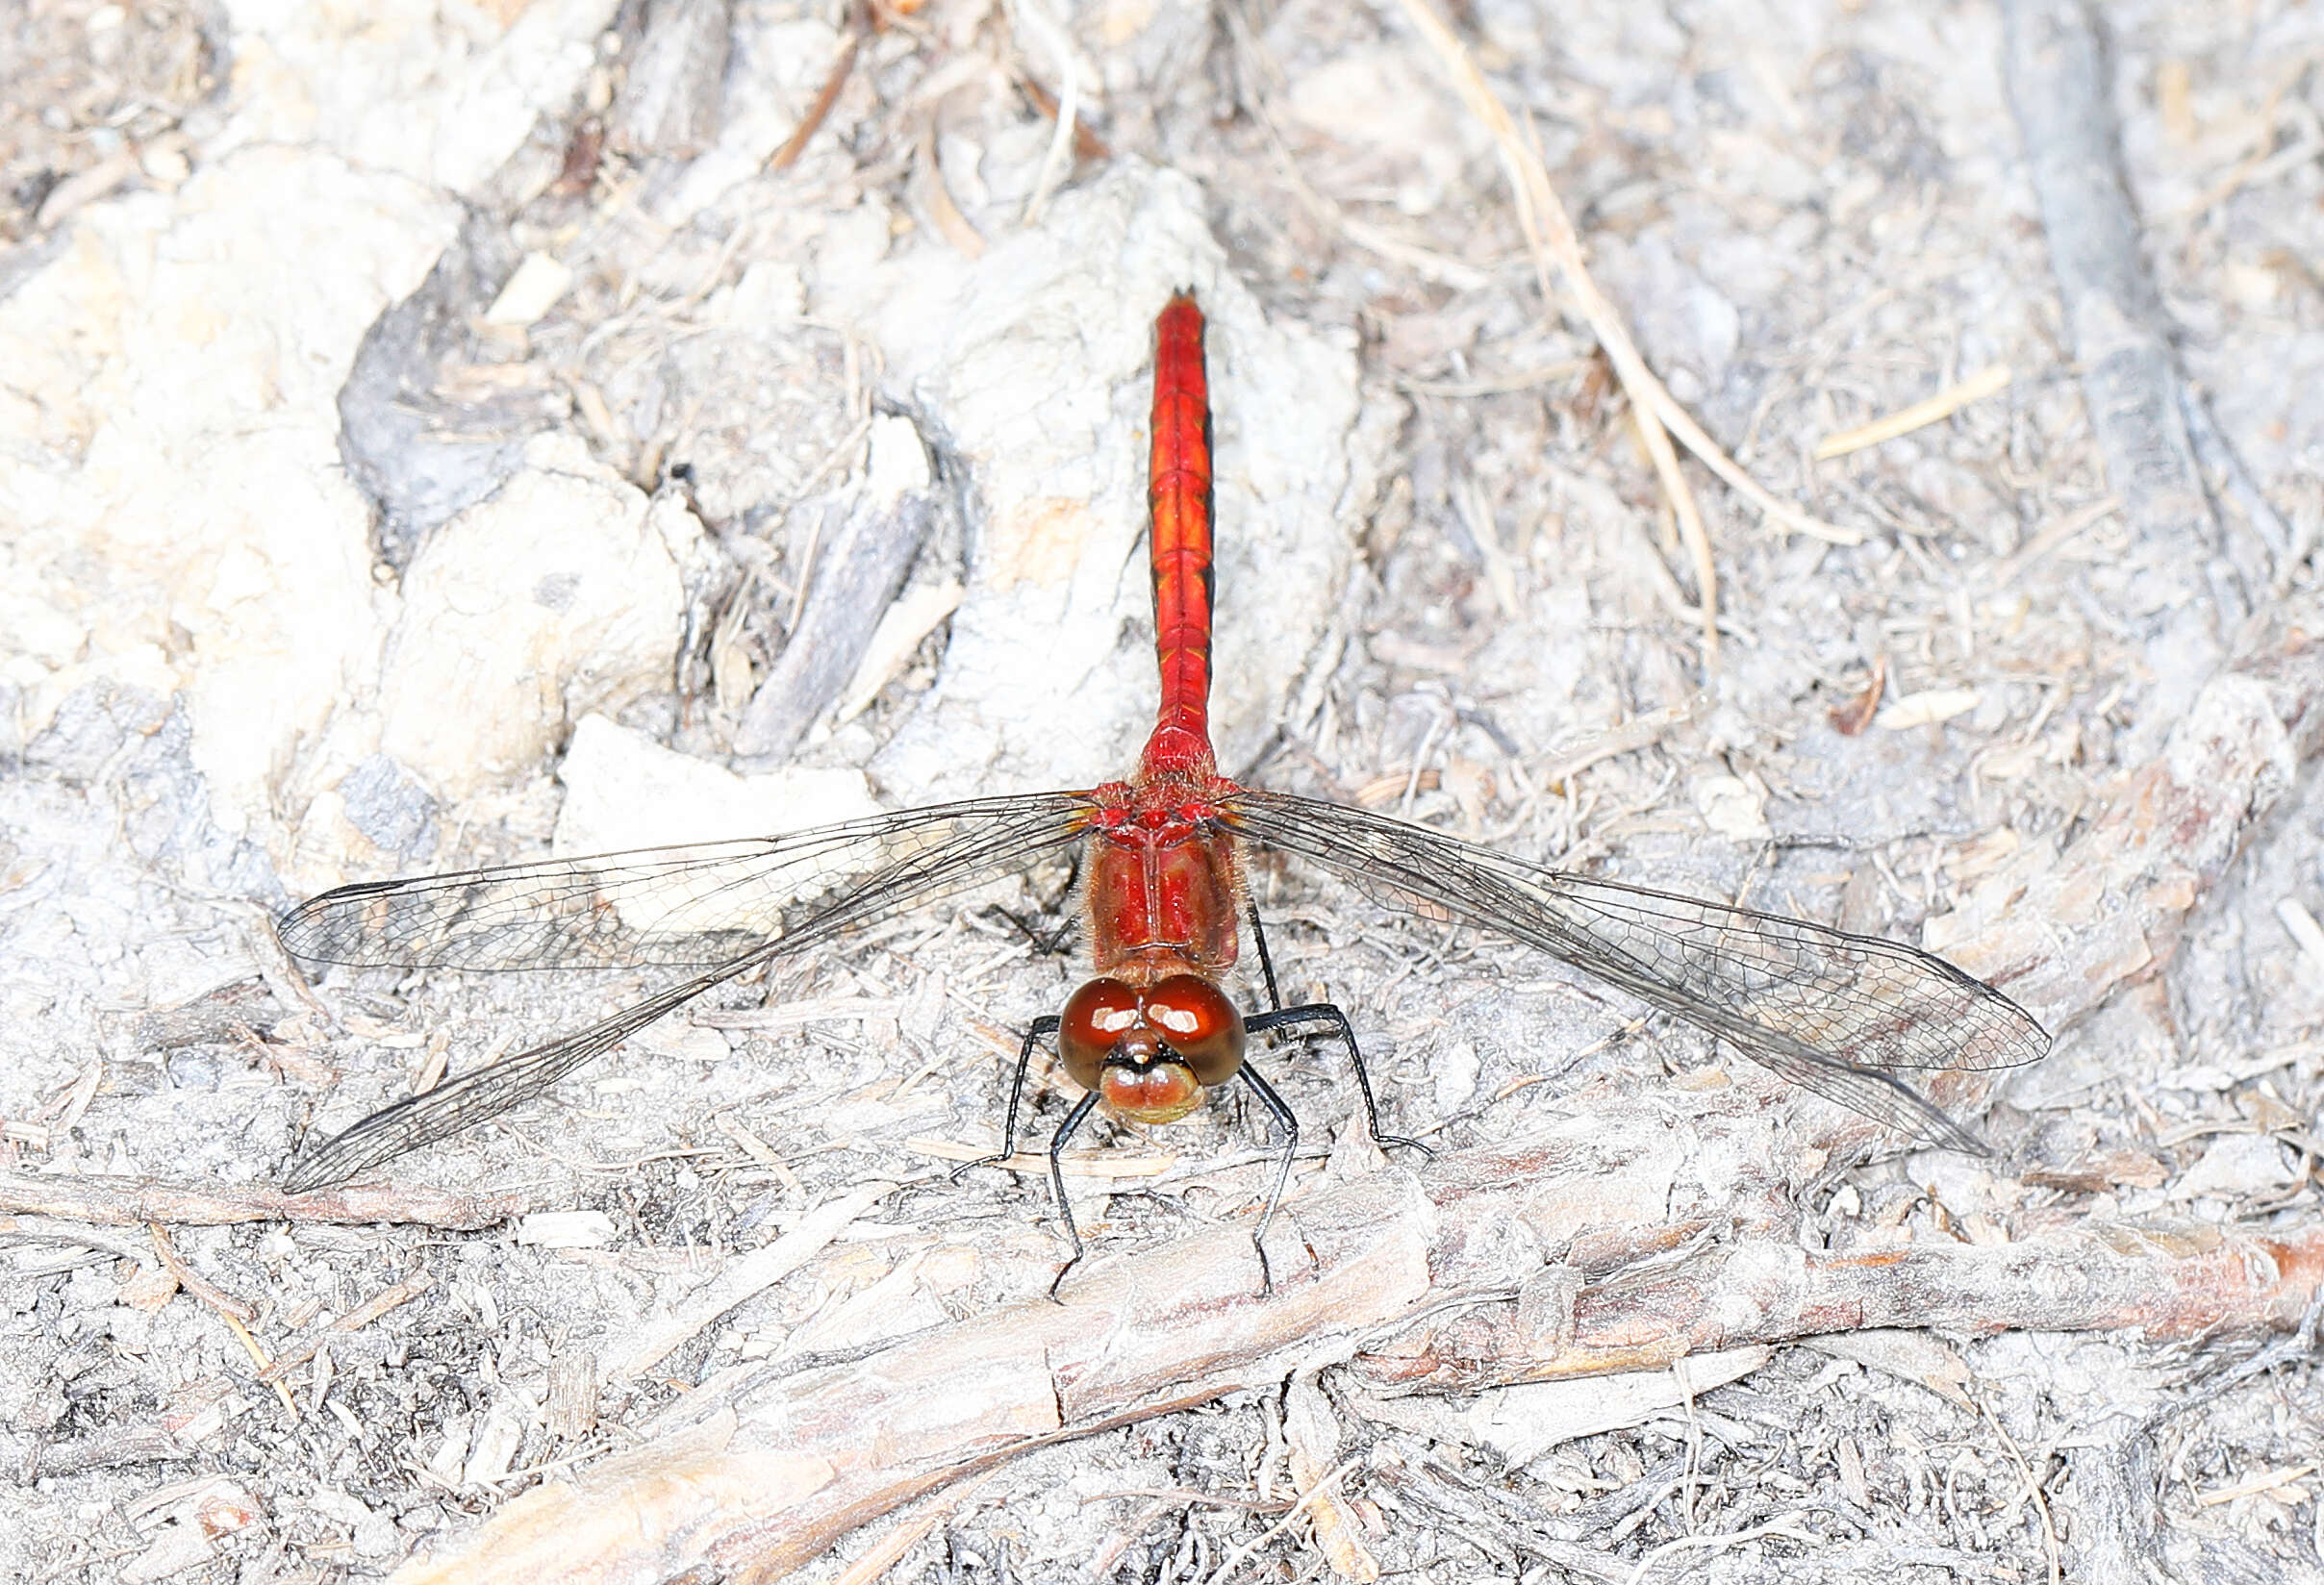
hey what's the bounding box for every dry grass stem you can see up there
[768,23,860,173]
[1813,365,2013,460]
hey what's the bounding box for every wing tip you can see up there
[281,1151,358,1195]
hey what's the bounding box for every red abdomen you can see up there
[1145,292,1215,777]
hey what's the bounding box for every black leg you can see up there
[1246,1000,1433,1159]
[993,849,1084,957]
[1245,899,1429,1157]
[1245,899,1287,1012]
[1045,1088,1103,1297]
[951,1015,1061,1181]
[1238,1061,1299,1293]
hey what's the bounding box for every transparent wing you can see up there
[1221,789,2049,1150]
[279,791,1094,1192]
[286,954,768,1193]
[279,792,1097,970]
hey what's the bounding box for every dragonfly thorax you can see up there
[1083,802,1243,978]
[1059,973,1246,1124]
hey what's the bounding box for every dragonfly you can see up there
[279,292,2050,1284]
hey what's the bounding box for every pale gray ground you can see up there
[2,1,2321,1581]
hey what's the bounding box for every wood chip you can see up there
[1876,688,1982,730]
[1284,1378,1379,1582]
[2275,897,2324,978]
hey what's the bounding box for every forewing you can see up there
[279,791,1095,1191]
[1222,789,2050,1149]
[279,792,1097,970]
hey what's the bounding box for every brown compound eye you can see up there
[1141,974,1246,1086]
[1058,978,1143,1091]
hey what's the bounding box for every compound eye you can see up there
[1058,978,1142,1090]
[1143,974,1246,1086]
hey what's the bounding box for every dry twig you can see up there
[1017,72,1110,163]
[2000,0,2254,629]
[256,1270,437,1384]
[614,1181,896,1378]
[831,1469,1002,1585]
[1355,1223,2324,1393]
[1009,0,1080,227]
[1813,365,2013,461]
[0,1170,539,1230]
[768,16,861,173]
[145,1220,255,1323]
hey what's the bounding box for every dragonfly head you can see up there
[1060,973,1245,1124]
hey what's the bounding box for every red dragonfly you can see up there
[281,294,2049,1281]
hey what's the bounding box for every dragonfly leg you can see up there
[1244,899,1288,1012]
[1246,1001,1433,1159]
[1237,1061,1299,1294]
[1244,899,1429,1157]
[991,848,1085,957]
[952,1014,1061,1182]
[1044,1088,1104,1299]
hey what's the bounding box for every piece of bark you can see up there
[134,980,283,1051]
[0,1171,536,1231]
[32,1421,194,1478]
[546,1354,599,1442]
[608,0,733,162]
[337,210,543,572]
[732,490,939,759]
[1284,1377,1379,1582]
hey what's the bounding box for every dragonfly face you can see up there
[1058,972,1247,1124]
